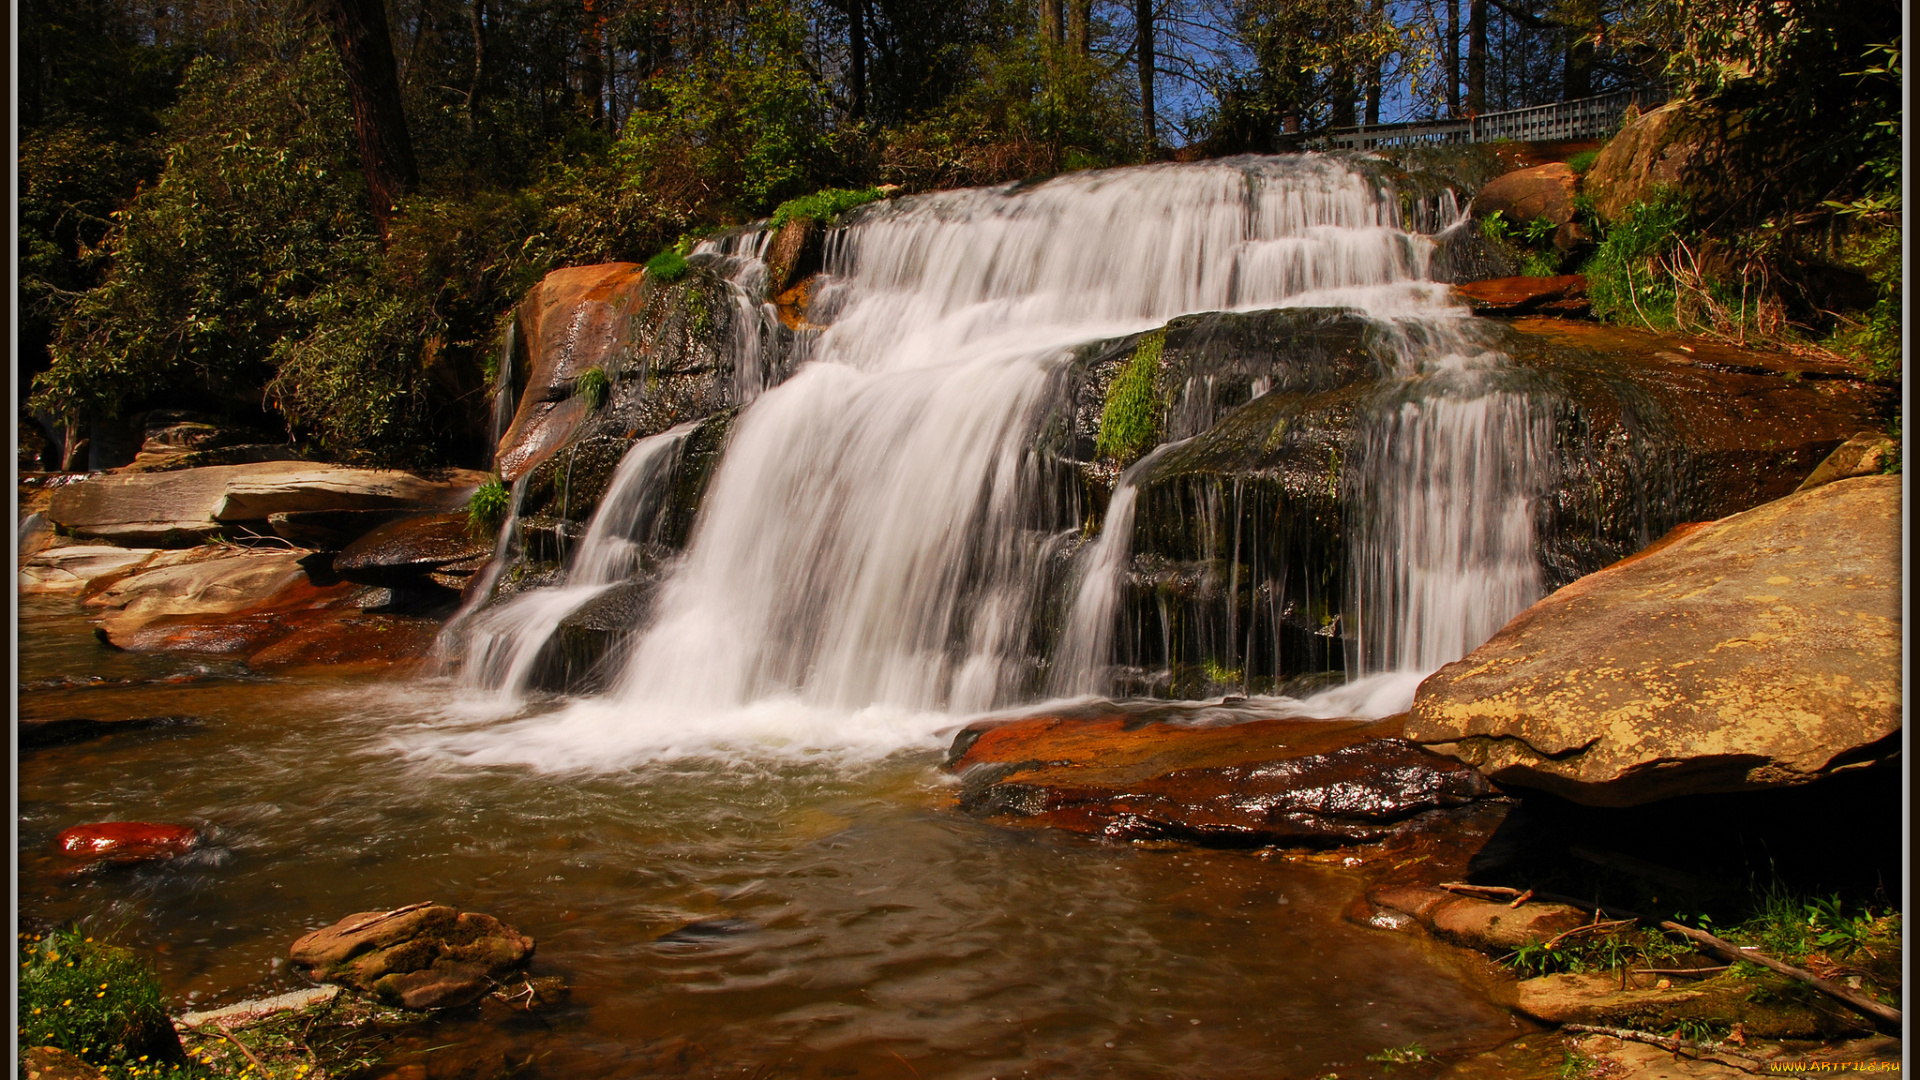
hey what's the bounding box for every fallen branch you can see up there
[1507,889,1535,909]
[1632,965,1731,977]
[1543,918,1637,950]
[1561,1023,1770,1074]
[1656,920,1902,1028]
[214,1023,271,1074]
[1437,882,1524,900]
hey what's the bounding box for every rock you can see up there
[1512,971,1863,1039]
[1796,430,1896,492]
[289,904,535,1010]
[211,466,485,522]
[494,262,647,482]
[122,415,300,473]
[1472,163,1576,227]
[22,1047,109,1080]
[1367,885,1587,950]
[20,715,200,750]
[1585,103,1713,222]
[83,549,316,640]
[18,512,58,559]
[55,822,201,864]
[176,986,340,1031]
[243,613,445,672]
[1453,274,1590,317]
[19,545,159,595]
[44,462,480,545]
[333,513,491,586]
[763,216,822,299]
[774,276,819,329]
[946,713,1491,845]
[266,508,422,549]
[1405,476,1901,807]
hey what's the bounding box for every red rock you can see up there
[244,613,442,673]
[56,822,200,864]
[1473,162,1577,227]
[333,513,491,585]
[1454,274,1589,317]
[495,263,648,482]
[946,713,1491,845]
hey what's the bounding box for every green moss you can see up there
[685,288,713,338]
[1095,330,1165,464]
[1567,149,1601,175]
[768,186,886,229]
[1521,250,1564,277]
[646,249,689,283]
[18,927,193,1078]
[576,366,609,410]
[467,476,511,537]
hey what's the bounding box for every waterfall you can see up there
[488,322,517,465]
[456,425,692,698]
[425,155,1554,767]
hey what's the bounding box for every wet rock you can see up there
[19,545,159,595]
[22,1047,109,1080]
[946,713,1491,845]
[1511,971,1865,1039]
[242,613,445,672]
[494,262,648,482]
[1472,163,1576,227]
[83,549,319,641]
[1453,275,1590,317]
[763,216,822,298]
[211,466,485,522]
[1795,430,1897,492]
[481,974,571,1018]
[289,904,535,1010]
[20,715,200,750]
[267,508,424,549]
[55,822,201,865]
[333,513,492,586]
[1406,476,1901,807]
[1365,885,1586,950]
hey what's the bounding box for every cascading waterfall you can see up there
[488,322,518,465]
[430,155,1553,766]
[456,425,693,698]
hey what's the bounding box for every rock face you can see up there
[946,713,1492,845]
[332,513,492,588]
[493,262,647,482]
[1405,476,1901,807]
[45,462,483,546]
[1367,884,1586,950]
[55,822,201,865]
[1796,430,1896,492]
[289,904,535,1010]
[19,545,159,595]
[1472,162,1576,227]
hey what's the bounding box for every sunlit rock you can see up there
[289,904,535,1011]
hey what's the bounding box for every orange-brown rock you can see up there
[55,822,201,864]
[946,713,1491,845]
[333,513,492,586]
[764,216,822,298]
[243,613,443,673]
[290,904,535,1010]
[1366,884,1586,950]
[1454,274,1589,317]
[494,262,647,482]
[1584,102,1713,222]
[1473,162,1576,227]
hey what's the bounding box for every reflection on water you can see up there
[18,597,1516,1078]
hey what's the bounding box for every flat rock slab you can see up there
[333,513,491,584]
[84,550,322,641]
[1511,971,1862,1039]
[46,462,484,545]
[1407,476,1900,806]
[19,545,160,595]
[1454,274,1589,317]
[1366,884,1587,951]
[56,822,201,865]
[290,903,535,1011]
[946,713,1491,845]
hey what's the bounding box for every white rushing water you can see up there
[424,155,1551,768]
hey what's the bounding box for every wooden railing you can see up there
[1318,87,1670,151]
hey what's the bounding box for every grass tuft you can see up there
[467,476,512,537]
[646,249,689,283]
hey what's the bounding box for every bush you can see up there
[1095,331,1165,464]
[646,250,689,283]
[1582,192,1688,329]
[768,187,886,229]
[17,927,189,1077]
[1566,148,1601,174]
[468,476,512,537]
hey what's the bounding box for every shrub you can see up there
[1582,192,1688,329]
[18,927,188,1076]
[646,250,689,283]
[767,186,886,229]
[467,476,512,537]
[1095,330,1166,464]
[576,367,609,410]
[1566,148,1601,174]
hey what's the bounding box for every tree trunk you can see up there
[1040,0,1063,44]
[849,0,866,119]
[466,0,485,134]
[1563,22,1594,98]
[318,0,420,235]
[1445,0,1460,117]
[1068,0,1089,53]
[581,0,604,128]
[1136,0,1155,150]
[1466,0,1487,113]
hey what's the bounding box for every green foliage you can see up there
[1202,659,1245,688]
[1732,884,1899,966]
[647,250,690,283]
[468,477,512,537]
[1365,1043,1430,1067]
[1501,925,1692,979]
[18,928,195,1078]
[1566,149,1601,175]
[1582,193,1688,329]
[768,187,886,229]
[1095,331,1165,464]
[576,367,610,410]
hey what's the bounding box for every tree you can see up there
[317,0,421,233]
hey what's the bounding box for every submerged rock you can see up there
[946,713,1491,845]
[1405,476,1901,806]
[55,822,201,865]
[20,714,200,750]
[289,903,535,1011]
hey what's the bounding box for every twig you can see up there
[1561,1023,1770,1074]
[1657,920,1902,1028]
[1632,966,1731,976]
[1507,889,1535,909]
[215,1022,271,1073]
[1437,882,1524,900]
[1543,918,1636,950]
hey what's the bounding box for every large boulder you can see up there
[1584,102,1715,222]
[45,462,483,546]
[946,712,1492,845]
[289,904,535,1010]
[1472,162,1576,227]
[332,513,492,587]
[1405,476,1900,806]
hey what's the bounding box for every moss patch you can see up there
[1095,330,1165,464]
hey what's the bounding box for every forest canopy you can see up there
[17,0,1903,468]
